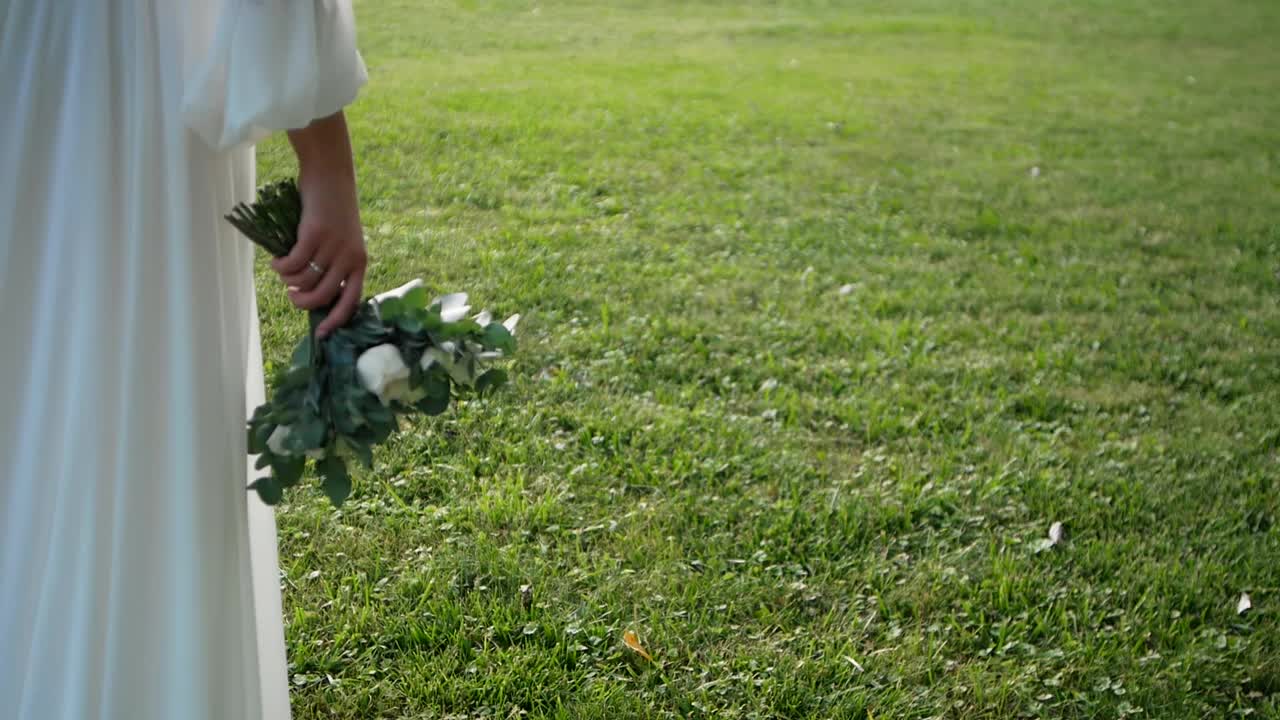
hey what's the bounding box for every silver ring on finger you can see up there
[308,260,326,275]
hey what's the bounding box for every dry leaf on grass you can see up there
[623,630,653,662]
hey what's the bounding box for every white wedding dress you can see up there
[0,2,366,718]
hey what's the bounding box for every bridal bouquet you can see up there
[227,180,518,507]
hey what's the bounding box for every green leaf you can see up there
[318,455,352,507]
[248,423,270,455]
[395,311,426,335]
[480,323,517,353]
[378,297,405,322]
[278,365,314,392]
[294,414,328,450]
[249,403,273,424]
[364,399,395,427]
[333,401,362,435]
[367,417,396,445]
[291,335,312,368]
[273,455,306,488]
[424,371,451,399]
[430,320,482,342]
[249,476,283,505]
[344,438,375,469]
[416,392,451,416]
[475,368,509,396]
[412,370,453,415]
[304,373,325,415]
[402,285,429,309]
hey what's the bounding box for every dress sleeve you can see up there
[182,0,368,151]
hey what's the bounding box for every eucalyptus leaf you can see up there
[279,365,313,390]
[334,404,362,435]
[480,323,517,353]
[475,368,509,396]
[396,312,426,335]
[295,414,327,450]
[378,297,405,322]
[402,286,429,309]
[345,438,374,469]
[273,455,305,488]
[367,418,396,445]
[416,392,451,416]
[431,320,482,341]
[291,335,312,368]
[347,424,379,446]
[425,371,451,399]
[248,424,269,455]
[249,476,283,506]
[319,455,352,507]
[365,400,394,427]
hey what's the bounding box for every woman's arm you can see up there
[272,111,367,337]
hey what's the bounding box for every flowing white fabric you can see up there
[0,3,365,719]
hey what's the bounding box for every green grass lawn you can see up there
[254,1,1280,717]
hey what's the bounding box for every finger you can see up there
[281,265,324,292]
[290,265,346,311]
[272,225,323,276]
[316,271,365,337]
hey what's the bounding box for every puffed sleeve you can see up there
[182,0,368,151]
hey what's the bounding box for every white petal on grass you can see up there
[1032,521,1064,554]
[1048,521,1064,546]
[1238,593,1252,615]
[838,284,856,296]
[1030,166,1042,178]
[760,378,779,393]
[503,314,521,334]
[473,310,493,326]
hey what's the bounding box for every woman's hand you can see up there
[274,111,367,338]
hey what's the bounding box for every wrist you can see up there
[297,160,356,195]
[289,112,356,186]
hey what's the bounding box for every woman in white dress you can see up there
[0,2,368,718]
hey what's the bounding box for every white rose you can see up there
[372,278,425,306]
[266,425,326,460]
[433,292,470,323]
[356,344,412,405]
